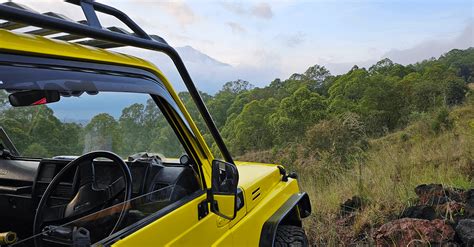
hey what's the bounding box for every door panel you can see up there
[113,193,231,246]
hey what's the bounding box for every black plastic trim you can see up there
[197,199,209,220]
[259,192,311,247]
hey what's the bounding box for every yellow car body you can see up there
[0,11,310,246]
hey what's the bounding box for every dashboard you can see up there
[0,155,201,238]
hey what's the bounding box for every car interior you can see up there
[0,132,201,245]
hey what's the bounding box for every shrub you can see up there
[431,107,453,134]
[305,112,368,168]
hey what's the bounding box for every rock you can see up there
[447,188,465,202]
[415,184,465,205]
[340,196,364,216]
[374,218,455,246]
[401,205,436,220]
[416,184,447,205]
[465,189,474,208]
[455,219,474,246]
[435,202,467,224]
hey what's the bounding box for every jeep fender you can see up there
[259,192,311,247]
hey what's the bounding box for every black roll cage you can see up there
[0,0,234,164]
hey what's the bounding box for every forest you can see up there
[0,48,472,160]
[0,47,473,244]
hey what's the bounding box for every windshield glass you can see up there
[0,90,185,159]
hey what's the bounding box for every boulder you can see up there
[465,189,474,208]
[374,218,455,246]
[340,196,364,216]
[401,205,436,220]
[415,184,464,205]
[455,219,474,246]
[435,201,468,224]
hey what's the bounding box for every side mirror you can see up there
[210,160,239,220]
[9,90,60,107]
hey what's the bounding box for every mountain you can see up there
[176,46,231,67]
[128,45,236,93]
[118,45,277,93]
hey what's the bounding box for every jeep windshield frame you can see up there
[0,53,211,245]
[0,0,235,164]
[0,53,206,165]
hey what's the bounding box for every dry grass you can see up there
[238,103,474,246]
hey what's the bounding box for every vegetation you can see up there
[194,47,473,244]
[0,47,473,244]
[0,96,183,158]
[224,48,473,244]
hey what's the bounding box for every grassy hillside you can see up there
[238,101,473,245]
[223,48,474,245]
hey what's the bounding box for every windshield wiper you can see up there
[0,127,20,157]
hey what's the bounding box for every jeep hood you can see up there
[235,161,282,212]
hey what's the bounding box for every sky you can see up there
[10,0,474,93]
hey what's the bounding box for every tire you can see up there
[274,225,309,247]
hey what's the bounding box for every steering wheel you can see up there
[33,151,132,246]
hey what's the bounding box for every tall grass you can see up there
[238,103,474,245]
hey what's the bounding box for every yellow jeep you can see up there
[0,1,311,246]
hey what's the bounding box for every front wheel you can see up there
[274,225,309,247]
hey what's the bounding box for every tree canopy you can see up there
[0,48,471,160]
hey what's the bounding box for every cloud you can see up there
[220,2,246,15]
[276,32,306,47]
[251,3,273,19]
[124,1,200,28]
[159,1,200,27]
[226,22,246,34]
[220,2,274,20]
[318,21,474,75]
[382,21,473,65]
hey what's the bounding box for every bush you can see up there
[305,112,368,168]
[23,143,49,158]
[431,107,453,134]
[445,79,468,106]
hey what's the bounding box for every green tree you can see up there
[0,105,66,156]
[270,86,327,143]
[368,58,412,78]
[207,80,254,128]
[223,99,277,154]
[359,75,404,134]
[438,48,474,83]
[328,68,370,114]
[85,113,122,154]
[445,79,468,106]
[149,125,184,158]
[0,90,7,109]
[23,143,50,157]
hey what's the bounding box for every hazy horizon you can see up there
[9,0,474,93]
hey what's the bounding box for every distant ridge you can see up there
[176,45,231,67]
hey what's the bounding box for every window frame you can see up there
[0,52,209,242]
[0,52,205,163]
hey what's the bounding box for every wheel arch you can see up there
[259,192,311,247]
